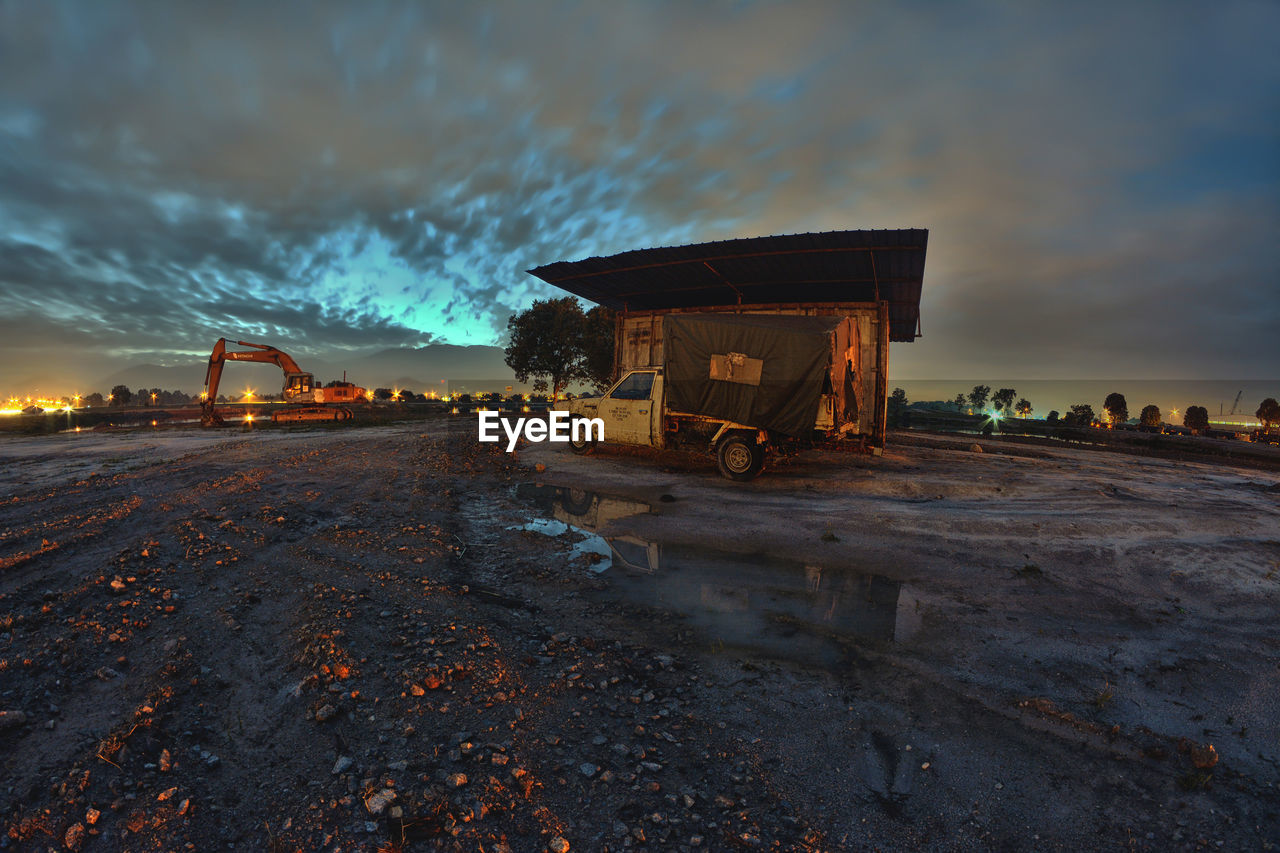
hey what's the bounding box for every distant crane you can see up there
[1229,390,1243,416]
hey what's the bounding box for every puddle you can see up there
[514,483,653,534]
[512,483,919,664]
[510,484,653,572]
[604,544,920,664]
[508,517,614,571]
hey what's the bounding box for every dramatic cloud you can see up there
[1,0,1277,394]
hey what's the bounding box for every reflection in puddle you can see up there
[514,483,653,535]
[508,517,613,570]
[514,483,919,662]
[607,547,920,665]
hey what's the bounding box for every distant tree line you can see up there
[97,386,196,407]
[943,386,1280,434]
[949,385,1034,419]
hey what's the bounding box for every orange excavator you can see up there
[201,338,367,426]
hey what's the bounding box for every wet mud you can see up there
[0,420,1277,851]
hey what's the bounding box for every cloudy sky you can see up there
[1,0,1277,395]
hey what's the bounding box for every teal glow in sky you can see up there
[1,0,1277,394]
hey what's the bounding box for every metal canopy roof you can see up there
[528,228,928,342]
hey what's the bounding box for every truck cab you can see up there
[568,369,663,448]
[567,369,768,480]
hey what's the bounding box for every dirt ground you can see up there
[1,419,1277,852]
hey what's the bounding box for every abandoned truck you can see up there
[565,313,866,479]
[530,229,929,481]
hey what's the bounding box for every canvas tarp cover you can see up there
[663,313,846,436]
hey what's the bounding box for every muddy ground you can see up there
[1,419,1277,852]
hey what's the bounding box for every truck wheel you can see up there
[562,487,595,517]
[568,418,597,454]
[716,434,764,481]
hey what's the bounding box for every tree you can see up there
[887,387,909,428]
[505,298,615,397]
[85,392,105,407]
[992,388,1017,414]
[953,393,967,412]
[1256,397,1280,431]
[1015,398,1032,418]
[373,388,393,401]
[110,385,132,406]
[1066,403,1095,426]
[967,385,990,412]
[505,297,585,398]
[1046,410,1060,424]
[1177,404,1208,432]
[1139,405,1161,427]
[1184,405,1210,432]
[1103,392,1128,426]
[581,305,617,391]
[399,389,416,402]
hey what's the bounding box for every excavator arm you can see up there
[201,339,312,426]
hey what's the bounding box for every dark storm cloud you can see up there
[1,0,1277,394]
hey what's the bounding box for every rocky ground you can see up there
[1,419,1278,852]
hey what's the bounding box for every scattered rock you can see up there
[970,443,984,453]
[0,710,27,729]
[365,788,396,815]
[1190,743,1219,770]
[447,772,468,787]
[548,836,570,853]
[333,756,353,775]
[579,763,596,778]
[63,822,85,850]
[315,704,338,722]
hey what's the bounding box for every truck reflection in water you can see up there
[514,484,920,664]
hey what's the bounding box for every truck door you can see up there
[601,371,656,445]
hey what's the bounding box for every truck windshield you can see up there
[609,372,655,401]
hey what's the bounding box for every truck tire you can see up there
[562,487,595,517]
[716,434,764,481]
[568,417,597,454]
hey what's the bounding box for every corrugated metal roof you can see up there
[528,228,928,342]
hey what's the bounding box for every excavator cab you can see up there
[283,372,315,402]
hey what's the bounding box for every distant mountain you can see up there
[3,370,73,399]
[345,345,512,390]
[93,363,209,396]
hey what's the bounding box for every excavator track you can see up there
[271,406,353,423]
